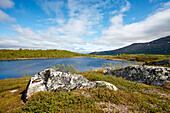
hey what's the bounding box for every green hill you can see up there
[0,49,92,60]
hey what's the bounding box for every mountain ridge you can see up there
[90,36,170,55]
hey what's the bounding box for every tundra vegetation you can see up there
[95,54,170,67]
[0,49,94,60]
[0,69,169,113]
[95,54,170,62]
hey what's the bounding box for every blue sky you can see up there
[0,0,170,53]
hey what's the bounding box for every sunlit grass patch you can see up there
[0,77,31,113]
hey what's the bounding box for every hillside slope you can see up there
[91,36,170,55]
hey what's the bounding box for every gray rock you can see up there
[103,68,112,75]
[104,65,170,86]
[160,75,168,81]
[103,70,108,75]
[24,69,118,101]
[107,67,112,71]
[94,81,118,91]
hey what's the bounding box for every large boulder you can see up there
[103,65,170,86]
[23,69,117,102]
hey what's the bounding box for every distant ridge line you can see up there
[90,36,170,55]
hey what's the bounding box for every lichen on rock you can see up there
[103,65,170,86]
[23,69,118,102]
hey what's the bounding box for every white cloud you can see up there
[0,0,15,23]
[12,25,41,40]
[0,10,15,22]
[0,24,84,50]
[0,0,14,9]
[37,0,103,36]
[157,1,170,11]
[36,0,132,41]
[0,0,107,51]
[92,8,170,51]
[132,17,135,21]
[111,10,117,15]
[110,14,123,28]
[149,0,153,3]
[36,0,64,16]
[37,18,65,25]
[120,0,131,13]
[73,43,115,53]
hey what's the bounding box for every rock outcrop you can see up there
[103,65,170,86]
[23,69,117,102]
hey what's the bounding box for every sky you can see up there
[0,0,170,53]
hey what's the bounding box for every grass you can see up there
[0,76,31,113]
[0,70,169,113]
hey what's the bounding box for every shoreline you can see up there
[92,57,126,61]
[0,56,125,61]
[0,56,87,61]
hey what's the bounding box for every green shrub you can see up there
[102,63,106,68]
[107,63,113,68]
[51,64,78,73]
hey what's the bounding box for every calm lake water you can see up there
[0,57,134,79]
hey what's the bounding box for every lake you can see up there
[0,57,134,79]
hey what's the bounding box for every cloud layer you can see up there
[0,0,170,53]
[93,8,170,48]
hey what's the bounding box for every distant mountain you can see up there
[90,36,170,55]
